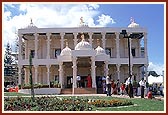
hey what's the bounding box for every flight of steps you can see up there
[61,88,96,94]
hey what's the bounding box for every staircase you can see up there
[61,88,96,94]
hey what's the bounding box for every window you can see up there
[105,48,111,57]
[131,48,135,57]
[55,49,61,58]
[30,50,35,58]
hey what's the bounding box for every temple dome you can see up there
[60,46,71,56]
[128,22,139,28]
[95,46,106,55]
[75,34,92,50]
[75,39,92,50]
[128,18,139,28]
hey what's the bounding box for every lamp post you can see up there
[121,30,143,98]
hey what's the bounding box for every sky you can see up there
[2,2,165,75]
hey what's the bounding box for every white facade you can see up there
[18,21,148,93]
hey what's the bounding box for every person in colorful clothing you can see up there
[87,74,92,88]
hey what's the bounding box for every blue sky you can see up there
[3,3,165,75]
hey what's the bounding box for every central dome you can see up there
[75,34,92,50]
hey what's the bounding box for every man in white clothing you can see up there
[76,75,81,88]
[139,78,145,98]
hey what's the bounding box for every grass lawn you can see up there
[4,92,30,96]
[3,93,164,111]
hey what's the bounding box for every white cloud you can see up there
[96,14,116,27]
[148,62,164,75]
[3,3,116,50]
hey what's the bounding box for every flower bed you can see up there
[4,96,133,111]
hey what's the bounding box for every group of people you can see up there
[105,75,152,98]
[76,74,92,88]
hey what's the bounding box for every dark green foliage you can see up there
[4,96,133,111]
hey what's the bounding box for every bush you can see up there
[4,96,133,111]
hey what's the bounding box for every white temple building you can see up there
[18,18,148,94]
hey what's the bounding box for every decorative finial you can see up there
[64,39,68,47]
[130,17,134,23]
[29,18,34,27]
[80,17,84,24]
[97,39,100,46]
[81,34,85,41]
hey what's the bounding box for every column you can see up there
[88,32,93,47]
[72,57,77,94]
[130,38,133,76]
[115,32,120,58]
[34,65,38,84]
[25,40,27,59]
[144,64,148,82]
[59,62,63,88]
[116,64,121,80]
[34,33,38,59]
[144,33,148,58]
[46,33,51,59]
[104,61,109,77]
[18,34,22,60]
[91,57,96,88]
[60,33,65,50]
[18,66,22,85]
[46,65,50,86]
[101,32,106,49]
[73,33,78,47]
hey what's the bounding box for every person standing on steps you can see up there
[106,75,111,96]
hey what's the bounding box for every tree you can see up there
[4,43,13,66]
[4,42,18,86]
[148,71,159,77]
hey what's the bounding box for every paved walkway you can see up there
[4,93,164,101]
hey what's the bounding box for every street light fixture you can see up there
[121,30,143,98]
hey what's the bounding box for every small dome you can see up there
[60,46,71,56]
[128,22,139,28]
[95,46,106,55]
[75,40,92,50]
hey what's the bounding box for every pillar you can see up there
[34,33,38,59]
[144,64,148,82]
[18,34,22,60]
[116,64,121,80]
[60,33,65,50]
[59,62,63,88]
[91,57,96,88]
[46,65,50,86]
[72,57,77,94]
[115,32,120,58]
[73,33,78,47]
[101,32,106,49]
[34,65,38,84]
[104,61,109,77]
[88,32,93,47]
[46,33,51,59]
[25,40,27,59]
[144,33,148,58]
[18,66,22,85]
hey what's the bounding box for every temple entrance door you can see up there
[67,76,73,88]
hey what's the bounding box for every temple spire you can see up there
[97,39,100,46]
[130,17,134,23]
[81,34,85,41]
